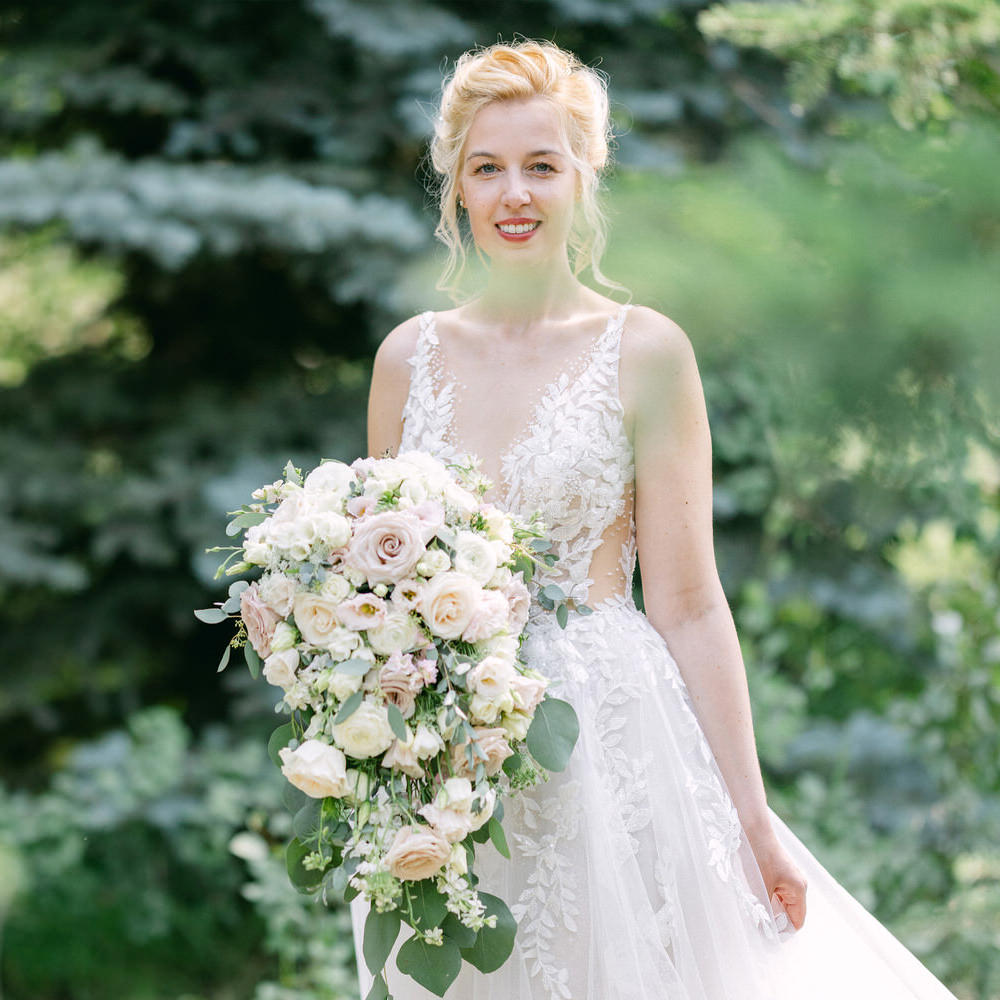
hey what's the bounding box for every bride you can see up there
[353,38,958,1000]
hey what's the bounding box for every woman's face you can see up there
[458,96,579,268]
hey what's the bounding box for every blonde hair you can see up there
[429,39,622,300]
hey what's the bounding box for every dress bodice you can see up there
[398,305,638,613]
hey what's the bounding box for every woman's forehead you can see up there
[466,97,570,153]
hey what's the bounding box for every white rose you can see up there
[279,739,350,798]
[268,520,312,562]
[469,786,496,831]
[319,573,352,603]
[490,538,512,566]
[395,450,451,492]
[500,709,532,741]
[418,571,482,640]
[324,625,361,661]
[415,547,451,578]
[417,803,473,843]
[331,700,395,759]
[482,507,514,543]
[366,611,423,656]
[327,665,364,701]
[443,480,478,516]
[399,477,428,505]
[484,632,518,667]
[487,564,513,589]
[258,573,298,617]
[304,460,355,496]
[263,648,299,689]
[411,723,445,760]
[309,510,351,549]
[468,692,502,725]
[452,531,498,586]
[270,620,299,652]
[467,654,516,702]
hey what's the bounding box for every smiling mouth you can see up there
[496,221,541,235]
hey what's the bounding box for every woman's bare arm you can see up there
[623,306,806,926]
[366,317,421,459]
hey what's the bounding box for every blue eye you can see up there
[474,163,499,174]
[532,162,554,173]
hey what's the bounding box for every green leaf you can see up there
[364,907,401,977]
[225,510,268,536]
[228,579,251,597]
[284,460,302,485]
[541,583,565,601]
[488,816,510,859]
[555,603,569,629]
[404,879,448,930]
[396,933,462,997]
[575,602,594,616]
[470,824,490,844]
[365,975,389,1000]
[501,751,523,777]
[285,836,322,891]
[217,643,232,672]
[194,607,228,624]
[386,703,408,741]
[245,643,261,678]
[293,799,324,841]
[441,912,477,948]
[525,696,580,772]
[529,538,551,552]
[337,656,373,676]
[334,689,364,724]
[459,893,517,973]
[268,723,295,767]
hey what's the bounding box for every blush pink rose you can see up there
[407,499,446,543]
[450,726,514,778]
[509,673,549,714]
[384,824,451,881]
[240,583,281,658]
[378,651,422,719]
[335,592,388,630]
[502,574,531,634]
[347,511,426,584]
[461,589,511,642]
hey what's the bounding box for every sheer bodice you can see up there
[399,305,637,611]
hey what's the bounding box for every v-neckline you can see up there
[422,304,630,505]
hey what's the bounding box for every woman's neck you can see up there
[470,258,591,329]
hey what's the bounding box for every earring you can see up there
[458,197,466,209]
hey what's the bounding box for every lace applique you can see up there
[400,306,636,610]
[595,686,654,853]
[507,780,583,1000]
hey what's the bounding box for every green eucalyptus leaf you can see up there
[441,912,477,948]
[556,603,569,629]
[245,643,261,678]
[217,643,232,672]
[268,722,296,767]
[365,975,389,1000]
[525,696,580,772]
[405,879,448,930]
[488,816,510,859]
[386,703,408,741]
[334,690,364,724]
[194,607,228,624]
[286,836,322,891]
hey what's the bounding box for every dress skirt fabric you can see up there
[350,598,958,1000]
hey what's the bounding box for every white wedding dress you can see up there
[349,304,959,999]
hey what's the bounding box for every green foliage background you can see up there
[0,1,997,998]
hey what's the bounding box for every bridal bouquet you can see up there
[196,451,581,998]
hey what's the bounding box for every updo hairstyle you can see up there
[429,39,619,298]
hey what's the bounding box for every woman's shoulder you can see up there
[372,313,427,377]
[621,304,696,375]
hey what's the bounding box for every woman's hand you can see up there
[751,834,808,930]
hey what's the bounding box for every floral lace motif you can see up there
[400,306,635,608]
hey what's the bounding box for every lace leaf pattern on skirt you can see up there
[506,780,584,1000]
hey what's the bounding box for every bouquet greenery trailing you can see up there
[197,450,582,997]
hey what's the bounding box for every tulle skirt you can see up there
[350,597,958,999]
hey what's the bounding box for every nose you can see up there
[500,172,530,208]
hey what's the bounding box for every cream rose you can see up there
[327,665,364,701]
[468,692,502,725]
[293,593,343,650]
[418,571,482,639]
[411,723,445,760]
[384,824,451,881]
[331,700,394,759]
[304,460,355,496]
[319,573,352,603]
[378,652,422,719]
[278,739,350,798]
[503,575,531,634]
[347,511,426,585]
[473,726,514,776]
[241,583,281,658]
[367,611,423,656]
[262,648,299,689]
[382,731,425,779]
[452,530,498,585]
[500,708,532,741]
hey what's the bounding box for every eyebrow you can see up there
[465,149,563,162]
